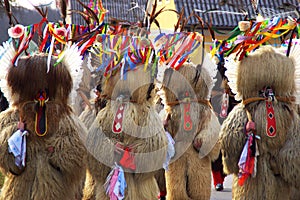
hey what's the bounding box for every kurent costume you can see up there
[83,34,168,200]
[80,64,107,200]
[0,37,87,199]
[156,32,221,200]
[210,17,300,199]
[218,19,300,198]
[211,59,240,191]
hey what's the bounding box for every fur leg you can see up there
[155,168,167,199]
[166,155,190,200]
[82,169,96,200]
[125,173,159,200]
[95,181,109,200]
[186,147,211,200]
[212,170,223,187]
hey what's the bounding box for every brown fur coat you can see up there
[161,62,220,200]
[220,46,300,200]
[0,54,87,200]
[83,66,168,200]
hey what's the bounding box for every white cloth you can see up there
[163,131,175,170]
[8,129,28,168]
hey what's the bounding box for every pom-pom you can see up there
[238,21,250,31]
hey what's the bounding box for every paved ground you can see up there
[0,174,234,199]
[210,175,233,200]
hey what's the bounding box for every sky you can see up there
[15,0,57,10]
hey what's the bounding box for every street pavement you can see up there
[211,175,233,200]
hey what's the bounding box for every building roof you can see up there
[70,0,149,26]
[174,0,299,29]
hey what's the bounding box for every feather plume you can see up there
[76,0,99,25]
[61,44,84,106]
[0,41,16,104]
[202,53,218,99]
[58,0,68,24]
[286,40,300,104]
[174,8,184,32]
[4,0,12,25]
[3,0,19,25]
[224,55,241,101]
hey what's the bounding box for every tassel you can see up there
[104,163,127,200]
[47,34,55,73]
[119,147,136,171]
[238,118,259,186]
[238,134,255,186]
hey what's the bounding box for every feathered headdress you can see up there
[88,33,156,80]
[220,16,300,101]
[0,39,83,107]
[225,39,300,102]
[154,30,217,100]
[211,16,298,63]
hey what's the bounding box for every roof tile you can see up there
[174,0,299,28]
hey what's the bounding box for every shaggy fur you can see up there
[220,46,300,200]
[79,104,97,200]
[0,54,87,200]
[290,105,300,200]
[161,63,220,200]
[83,66,168,200]
[237,46,295,100]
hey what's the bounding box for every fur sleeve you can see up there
[278,117,300,189]
[196,110,221,161]
[47,114,87,183]
[220,104,248,175]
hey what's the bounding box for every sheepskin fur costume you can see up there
[83,64,168,200]
[80,81,106,200]
[160,60,220,200]
[290,104,300,200]
[0,54,87,200]
[221,45,300,200]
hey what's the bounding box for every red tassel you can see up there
[238,155,255,186]
[238,121,256,186]
[119,148,136,171]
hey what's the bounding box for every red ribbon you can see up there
[119,147,136,171]
[238,121,256,186]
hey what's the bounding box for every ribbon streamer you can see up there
[104,163,127,200]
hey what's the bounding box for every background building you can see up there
[0,0,299,46]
